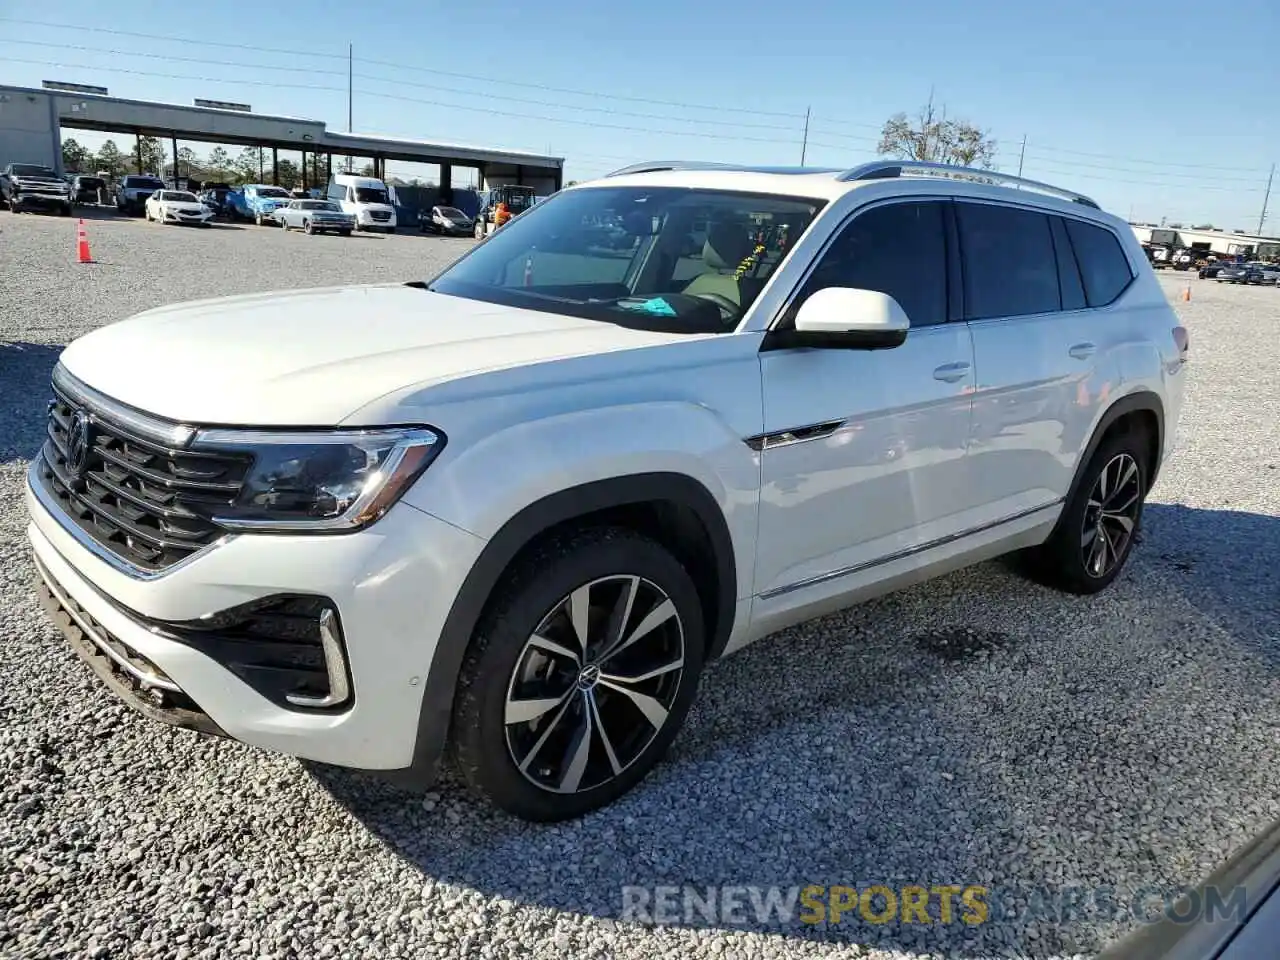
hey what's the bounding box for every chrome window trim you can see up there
[758,499,1063,600]
[27,458,233,581]
[53,364,196,448]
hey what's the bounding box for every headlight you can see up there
[197,427,443,532]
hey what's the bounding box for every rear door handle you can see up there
[1069,342,1097,360]
[932,361,972,383]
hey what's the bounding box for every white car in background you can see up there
[144,190,214,227]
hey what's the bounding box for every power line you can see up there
[1022,150,1266,184]
[0,37,804,132]
[6,56,807,147]
[1017,139,1271,173]
[0,18,805,119]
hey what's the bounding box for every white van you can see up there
[325,174,397,232]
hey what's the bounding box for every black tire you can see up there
[1029,430,1149,595]
[451,527,705,821]
[339,230,351,237]
[386,226,396,234]
[304,220,314,235]
[60,204,71,217]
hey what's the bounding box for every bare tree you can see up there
[877,95,996,168]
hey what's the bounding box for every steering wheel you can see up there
[690,292,740,322]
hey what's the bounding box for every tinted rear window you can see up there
[1064,219,1134,307]
[957,203,1060,319]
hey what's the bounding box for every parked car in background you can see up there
[277,199,355,235]
[1198,261,1228,279]
[144,190,214,226]
[326,173,398,232]
[115,174,167,215]
[227,184,294,225]
[419,204,474,235]
[69,175,109,205]
[1250,261,1280,285]
[197,185,234,219]
[1,163,72,214]
[1216,263,1264,284]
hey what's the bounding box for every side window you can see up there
[956,202,1060,319]
[796,201,948,327]
[1049,217,1087,311]
[1063,219,1134,307]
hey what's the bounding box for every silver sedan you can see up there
[277,200,356,236]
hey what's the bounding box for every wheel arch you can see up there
[384,471,737,791]
[1057,390,1164,536]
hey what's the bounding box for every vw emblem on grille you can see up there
[65,410,93,481]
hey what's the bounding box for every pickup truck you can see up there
[226,184,294,225]
[115,175,167,215]
[0,163,73,214]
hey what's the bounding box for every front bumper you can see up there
[163,208,214,224]
[12,191,70,209]
[26,460,485,772]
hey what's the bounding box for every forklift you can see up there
[473,184,537,239]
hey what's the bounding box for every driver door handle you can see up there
[932,361,971,383]
[1069,342,1097,360]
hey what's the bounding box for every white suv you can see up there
[26,160,1188,821]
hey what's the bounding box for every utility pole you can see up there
[347,43,354,174]
[1258,162,1275,236]
[800,106,811,166]
[1017,135,1027,178]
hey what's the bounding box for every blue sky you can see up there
[2,0,1276,229]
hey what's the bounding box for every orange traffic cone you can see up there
[76,219,93,263]
[1181,285,1191,302]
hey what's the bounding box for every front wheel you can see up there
[339,230,352,237]
[451,528,705,821]
[1028,432,1149,594]
[303,219,314,235]
[254,212,263,226]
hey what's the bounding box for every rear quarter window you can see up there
[1064,219,1134,307]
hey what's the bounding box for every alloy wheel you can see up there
[1081,453,1141,578]
[504,575,685,795]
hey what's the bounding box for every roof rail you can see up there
[605,161,740,177]
[838,160,1100,209]
[603,161,843,178]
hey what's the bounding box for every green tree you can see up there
[94,140,127,180]
[177,146,202,179]
[277,158,299,188]
[877,95,996,168]
[206,146,231,180]
[234,146,266,183]
[133,135,166,175]
[307,153,328,189]
[62,137,91,172]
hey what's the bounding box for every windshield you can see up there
[127,177,165,188]
[165,191,198,202]
[300,200,341,211]
[257,187,290,198]
[428,186,824,333]
[354,187,390,204]
[12,164,59,177]
[438,207,466,219]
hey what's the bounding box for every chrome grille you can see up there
[38,386,253,572]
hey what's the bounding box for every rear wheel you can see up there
[339,230,351,237]
[1029,431,1148,595]
[451,528,705,821]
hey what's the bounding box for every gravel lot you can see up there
[1,211,1277,960]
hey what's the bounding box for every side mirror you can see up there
[787,287,910,350]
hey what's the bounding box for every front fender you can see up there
[402,400,760,601]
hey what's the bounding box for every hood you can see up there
[59,285,696,426]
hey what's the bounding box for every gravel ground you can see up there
[1,212,1277,960]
